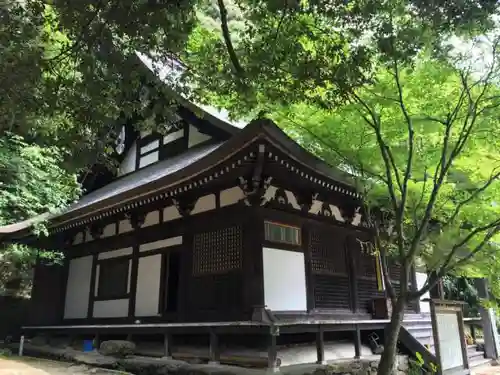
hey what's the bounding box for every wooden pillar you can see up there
[267,327,279,372]
[353,326,361,359]
[316,326,326,365]
[163,333,173,358]
[208,330,220,364]
[474,278,500,359]
[94,333,100,350]
[346,236,359,313]
[429,271,444,299]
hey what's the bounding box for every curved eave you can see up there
[0,118,358,240]
[134,52,242,136]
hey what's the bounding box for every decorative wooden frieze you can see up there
[51,145,364,235]
[239,176,274,206]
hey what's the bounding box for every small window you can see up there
[264,221,301,246]
[97,258,130,299]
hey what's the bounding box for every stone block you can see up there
[99,340,136,358]
[30,335,48,346]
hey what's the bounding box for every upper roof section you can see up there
[0,118,359,239]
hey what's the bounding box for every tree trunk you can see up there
[377,297,406,375]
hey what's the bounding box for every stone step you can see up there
[405,324,433,331]
[468,349,486,361]
[408,329,433,339]
[468,357,492,369]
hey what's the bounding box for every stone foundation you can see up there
[7,343,410,375]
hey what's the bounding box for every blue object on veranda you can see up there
[83,340,93,352]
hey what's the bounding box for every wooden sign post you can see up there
[429,299,469,375]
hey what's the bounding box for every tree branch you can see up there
[217,0,245,76]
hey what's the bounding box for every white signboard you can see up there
[436,312,464,370]
[262,247,307,311]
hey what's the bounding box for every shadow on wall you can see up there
[0,295,30,340]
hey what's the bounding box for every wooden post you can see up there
[354,326,361,359]
[316,325,326,365]
[267,326,279,372]
[163,333,173,358]
[208,330,220,364]
[94,333,100,350]
[471,324,477,344]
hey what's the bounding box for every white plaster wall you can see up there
[139,151,158,168]
[64,256,93,319]
[98,247,133,260]
[73,232,84,245]
[415,272,430,313]
[119,219,133,233]
[188,125,211,148]
[140,139,159,154]
[102,223,116,238]
[191,194,216,214]
[262,247,307,311]
[93,299,129,318]
[142,210,160,227]
[135,254,162,317]
[220,186,244,207]
[164,129,184,144]
[118,142,137,176]
[85,227,94,242]
[163,206,181,222]
[140,236,182,253]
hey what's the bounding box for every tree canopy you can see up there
[2,1,500,372]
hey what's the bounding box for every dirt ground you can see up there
[0,357,128,375]
[471,363,500,375]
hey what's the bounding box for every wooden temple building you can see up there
[1,57,481,370]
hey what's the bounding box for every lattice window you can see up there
[193,226,242,275]
[264,221,301,246]
[388,260,402,282]
[357,252,377,278]
[309,229,347,275]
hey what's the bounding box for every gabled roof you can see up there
[0,118,357,239]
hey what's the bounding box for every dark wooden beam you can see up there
[267,328,279,371]
[163,333,173,358]
[316,325,326,365]
[87,254,98,319]
[354,325,361,359]
[128,244,140,320]
[208,330,220,364]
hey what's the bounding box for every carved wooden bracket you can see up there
[238,144,274,206]
[90,223,104,239]
[128,212,146,229]
[295,191,314,213]
[172,197,196,217]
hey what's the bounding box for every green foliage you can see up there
[0,134,77,295]
[0,134,81,228]
[184,0,499,113]
[268,54,500,279]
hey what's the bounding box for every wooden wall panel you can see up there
[29,261,66,325]
[313,274,351,310]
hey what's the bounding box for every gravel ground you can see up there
[0,357,129,375]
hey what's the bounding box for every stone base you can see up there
[6,342,411,375]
